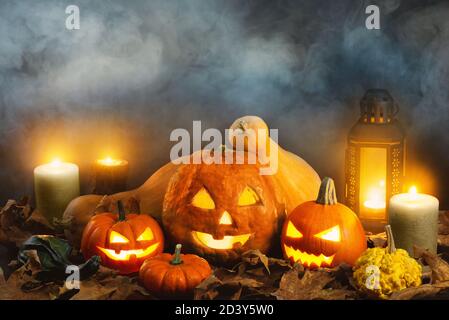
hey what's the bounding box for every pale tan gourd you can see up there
[62,116,320,248]
[229,115,321,213]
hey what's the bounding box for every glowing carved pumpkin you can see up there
[81,201,164,274]
[162,150,285,264]
[281,177,366,268]
[62,115,320,249]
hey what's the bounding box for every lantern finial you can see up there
[360,89,398,124]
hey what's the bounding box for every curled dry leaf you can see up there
[415,246,449,283]
[0,199,54,247]
[390,282,449,300]
[0,254,60,300]
[71,272,151,300]
[195,250,291,300]
[273,264,357,300]
[367,232,387,248]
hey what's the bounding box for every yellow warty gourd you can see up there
[353,225,422,299]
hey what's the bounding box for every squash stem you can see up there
[316,177,338,205]
[385,225,396,254]
[117,200,126,221]
[171,244,183,265]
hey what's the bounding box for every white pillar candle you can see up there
[388,187,439,255]
[34,160,80,224]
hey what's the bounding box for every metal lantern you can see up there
[345,89,405,233]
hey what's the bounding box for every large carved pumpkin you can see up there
[62,116,320,248]
[281,177,367,268]
[163,150,285,264]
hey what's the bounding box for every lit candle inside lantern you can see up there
[388,186,439,255]
[34,158,80,224]
[363,180,387,220]
[93,156,129,195]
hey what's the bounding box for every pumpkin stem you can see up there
[117,200,126,221]
[385,225,396,254]
[171,244,183,265]
[316,177,338,205]
[238,120,248,132]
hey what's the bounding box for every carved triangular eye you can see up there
[286,221,303,239]
[137,228,154,241]
[110,231,129,243]
[238,186,260,206]
[219,211,233,225]
[191,187,215,209]
[314,225,341,242]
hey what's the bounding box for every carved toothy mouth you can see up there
[193,231,252,250]
[284,244,335,268]
[97,242,160,261]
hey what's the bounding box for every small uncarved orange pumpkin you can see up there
[139,244,211,298]
[81,201,164,274]
[281,177,366,268]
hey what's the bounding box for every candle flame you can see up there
[363,180,386,209]
[51,158,62,166]
[409,186,418,195]
[97,157,125,166]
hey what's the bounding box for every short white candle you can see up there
[34,159,80,224]
[389,187,439,255]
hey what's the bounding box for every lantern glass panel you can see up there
[359,147,387,221]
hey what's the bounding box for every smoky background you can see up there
[0,0,448,207]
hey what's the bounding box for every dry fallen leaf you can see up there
[439,211,449,235]
[367,232,386,248]
[0,254,61,300]
[273,264,356,300]
[390,282,449,300]
[415,246,449,283]
[195,251,291,300]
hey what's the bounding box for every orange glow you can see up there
[51,158,62,166]
[286,221,303,239]
[109,231,129,244]
[97,242,159,261]
[359,147,387,221]
[97,157,127,166]
[314,225,341,242]
[218,211,233,225]
[191,188,215,209]
[238,186,260,206]
[408,185,419,201]
[193,231,251,250]
[363,180,387,210]
[284,244,334,268]
[409,186,418,195]
[136,228,154,241]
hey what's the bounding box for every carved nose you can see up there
[219,211,233,225]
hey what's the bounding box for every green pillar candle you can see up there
[388,187,439,256]
[34,160,80,224]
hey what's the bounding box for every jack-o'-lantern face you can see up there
[282,218,342,268]
[81,204,164,274]
[162,151,284,264]
[281,177,366,268]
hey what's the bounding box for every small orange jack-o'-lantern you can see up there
[81,201,164,274]
[162,150,285,264]
[281,177,366,268]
